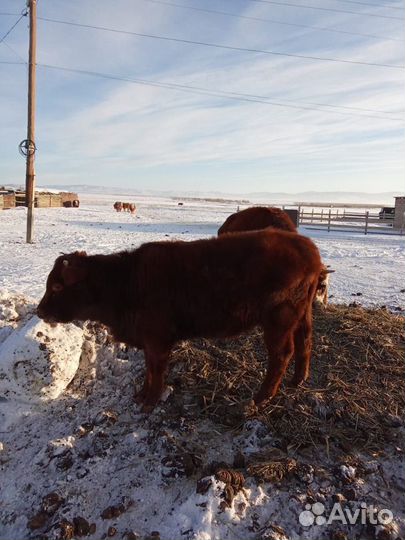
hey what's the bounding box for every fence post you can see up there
[298,206,301,224]
[365,211,369,234]
[327,209,331,232]
[320,208,323,222]
[311,208,314,223]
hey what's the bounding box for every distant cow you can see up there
[121,202,136,214]
[114,201,123,212]
[37,231,322,412]
[218,206,333,306]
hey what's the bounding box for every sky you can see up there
[0,0,404,194]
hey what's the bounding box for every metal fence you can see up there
[297,208,403,235]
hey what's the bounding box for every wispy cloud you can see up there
[0,0,404,192]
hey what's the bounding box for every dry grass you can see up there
[169,305,405,452]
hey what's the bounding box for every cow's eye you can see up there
[51,283,64,293]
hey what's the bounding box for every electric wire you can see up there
[141,0,404,42]
[247,0,404,21]
[37,16,405,70]
[36,62,405,122]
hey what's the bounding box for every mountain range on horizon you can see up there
[3,183,402,205]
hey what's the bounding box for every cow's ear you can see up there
[74,250,87,257]
[61,258,88,286]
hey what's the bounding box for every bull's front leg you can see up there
[138,342,171,413]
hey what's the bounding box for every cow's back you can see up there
[135,230,321,338]
[218,207,297,235]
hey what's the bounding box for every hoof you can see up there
[134,388,148,404]
[140,403,156,414]
[288,377,307,388]
[253,395,273,411]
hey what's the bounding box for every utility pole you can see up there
[25,0,37,243]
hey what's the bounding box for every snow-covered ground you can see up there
[0,194,404,309]
[0,195,404,540]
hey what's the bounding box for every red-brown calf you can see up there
[37,231,322,412]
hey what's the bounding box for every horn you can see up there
[326,269,335,274]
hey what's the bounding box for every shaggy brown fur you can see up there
[218,207,297,235]
[37,231,322,412]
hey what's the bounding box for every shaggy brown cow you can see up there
[218,206,297,235]
[37,231,322,412]
[218,206,333,306]
[113,201,123,212]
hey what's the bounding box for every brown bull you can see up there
[37,231,322,412]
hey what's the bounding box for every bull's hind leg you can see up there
[290,281,317,387]
[254,303,298,407]
[290,301,313,387]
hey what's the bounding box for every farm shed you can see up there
[7,190,79,208]
[0,190,16,210]
[36,190,79,208]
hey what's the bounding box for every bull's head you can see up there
[37,251,91,325]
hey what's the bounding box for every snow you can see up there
[0,295,84,403]
[0,194,404,539]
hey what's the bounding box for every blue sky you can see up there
[0,0,404,193]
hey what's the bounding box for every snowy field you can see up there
[0,195,404,540]
[0,194,404,309]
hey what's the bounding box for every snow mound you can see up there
[0,290,36,325]
[0,294,84,403]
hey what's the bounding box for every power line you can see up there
[334,0,404,11]
[0,39,26,63]
[247,0,404,20]
[36,62,405,122]
[37,16,405,70]
[2,59,403,119]
[0,12,27,64]
[0,13,26,43]
[141,0,404,43]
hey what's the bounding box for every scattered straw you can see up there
[169,305,405,452]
